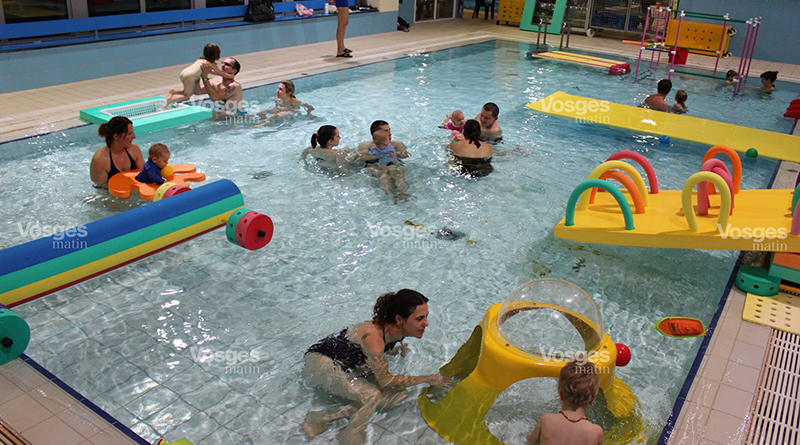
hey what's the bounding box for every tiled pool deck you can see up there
[1,16,798,445]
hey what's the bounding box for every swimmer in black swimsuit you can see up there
[90,116,144,187]
[302,289,450,445]
[447,119,494,178]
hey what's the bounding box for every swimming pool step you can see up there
[746,329,800,444]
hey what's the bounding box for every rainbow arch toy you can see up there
[554,146,800,251]
[0,180,273,308]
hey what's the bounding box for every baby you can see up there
[670,90,688,114]
[136,143,170,185]
[440,110,466,132]
[725,69,738,86]
[368,131,409,202]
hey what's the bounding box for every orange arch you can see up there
[703,145,741,195]
[589,171,646,214]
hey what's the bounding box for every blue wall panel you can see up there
[1,12,396,94]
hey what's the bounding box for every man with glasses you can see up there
[200,58,244,114]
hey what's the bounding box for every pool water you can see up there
[3,40,793,444]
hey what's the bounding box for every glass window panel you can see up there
[436,0,453,19]
[88,0,140,16]
[207,0,245,7]
[3,0,67,23]
[145,0,191,12]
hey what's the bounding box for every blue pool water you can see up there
[3,40,795,444]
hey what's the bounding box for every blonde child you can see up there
[670,90,688,114]
[440,109,466,132]
[527,360,604,445]
[136,144,170,185]
[165,44,234,107]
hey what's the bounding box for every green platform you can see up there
[520,0,567,34]
[80,96,212,134]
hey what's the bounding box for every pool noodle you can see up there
[0,304,30,365]
[0,179,245,308]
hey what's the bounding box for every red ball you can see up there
[615,343,631,367]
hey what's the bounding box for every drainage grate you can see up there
[0,417,31,445]
[746,329,800,445]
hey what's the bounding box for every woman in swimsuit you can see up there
[258,80,314,123]
[302,289,449,444]
[447,119,494,178]
[301,125,361,171]
[90,116,145,187]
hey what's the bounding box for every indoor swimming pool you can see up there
[2,39,796,444]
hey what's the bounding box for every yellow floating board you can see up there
[526,92,800,163]
[530,51,625,68]
[554,188,800,251]
[743,292,800,335]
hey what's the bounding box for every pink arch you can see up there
[698,159,735,216]
[606,150,659,194]
[703,145,741,195]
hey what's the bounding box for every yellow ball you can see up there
[161,165,174,178]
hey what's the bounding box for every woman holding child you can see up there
[447,119,493,178]
[301,125,362,170]
[90,116,144,187]
[302,289,449,445]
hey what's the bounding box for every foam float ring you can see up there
[225,208,251,246]
[162,185,191,199]
[153,182,177,202]
[235,211,274,250]
[736,266,780,297]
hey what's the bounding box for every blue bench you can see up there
[0,0,359,52]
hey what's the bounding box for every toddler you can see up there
[527,360,604,445]
[369,131,409,202]
[165,43,234,107]
[136,143,170,185]
[670,90,688,114]
[440,110,465,132]
[725,69,738,86]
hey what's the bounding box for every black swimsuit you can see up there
[306,327,402,373]
[108,147,137,178]
[452,154,493,178]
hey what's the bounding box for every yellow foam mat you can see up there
[531,51,625,68]
[743,292,800,335]
[526,92,800,163]
[554,188,800,252]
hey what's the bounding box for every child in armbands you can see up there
[440,109,466,132]
[136,143,170,185]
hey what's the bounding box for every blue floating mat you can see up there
[79,96,212,133]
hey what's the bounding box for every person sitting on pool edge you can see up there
[302,289,450,445]
[642,79,671,112]
[136,143,170,185]
[475,102,502,140]
[90,116,145,187]
[358,120,410,202]
[199,57,243,115]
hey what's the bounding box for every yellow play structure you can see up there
[551,146,800,251]
[419,279,648,444]
[526,92,800,164]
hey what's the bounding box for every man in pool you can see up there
[199,57,244,115]
[643,79,671,112]
[475,102,502,140]
[358,120,410,202]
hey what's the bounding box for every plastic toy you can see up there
[653,317,707,337]
[108,164,205,200]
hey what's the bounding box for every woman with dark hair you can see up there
[301,125,360,170]
[760,71,778,93]
[302,289,449,444]
[447,119,494,177]
[89,116,144,187]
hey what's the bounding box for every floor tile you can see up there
[22,415,85,445]
[712,384,754,418]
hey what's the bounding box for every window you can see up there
[206,0,245,6]
[3,0,67,23]
[145,0,191,12]
[88,0,140,16]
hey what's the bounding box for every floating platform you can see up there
[554,187,800,252]
[108,164,206,200]
[526,92,800,163]
[80,96,212,134]
[528,51,631,75]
